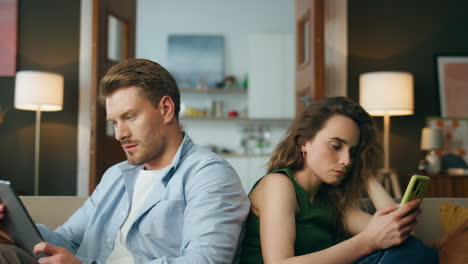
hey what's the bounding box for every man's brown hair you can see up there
[99,58,180,119]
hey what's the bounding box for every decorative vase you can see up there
[426,150,441,174]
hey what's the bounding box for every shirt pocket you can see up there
[136,200,185,258]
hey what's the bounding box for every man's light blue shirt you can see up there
[37,134,250,264]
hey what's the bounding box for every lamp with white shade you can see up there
[359,71,414,198]
[15,71,64,195]
[420,127,443,174]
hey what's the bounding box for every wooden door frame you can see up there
[294,0,348,116]
[77,0,135,195]
[295,0,325,115]
[77,0,98,196]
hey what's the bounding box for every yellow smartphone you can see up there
[400,175,430,206]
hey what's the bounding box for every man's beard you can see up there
[124,135,168,166]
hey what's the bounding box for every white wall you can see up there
[78,0,347,194]
[136,0,294,81]
[136,0,295,154]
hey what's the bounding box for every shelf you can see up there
[220,153,271,158]
[180,116,293,122]
[180,88,247,94]
[181,116,247,121]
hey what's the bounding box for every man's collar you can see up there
[118,132,193,186]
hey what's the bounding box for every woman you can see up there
[239,97,437,263]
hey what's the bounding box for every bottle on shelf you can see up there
[242,73,248,90]
[211,101,224,118]
[241,126,257,154]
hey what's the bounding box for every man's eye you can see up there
[126,115,135,120]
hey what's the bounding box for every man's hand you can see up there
[34,242,82,264]
[0,204,14,245]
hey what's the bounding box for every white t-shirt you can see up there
[106,167,167,264]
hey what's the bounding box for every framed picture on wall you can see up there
[0,0,18,76]
[436,54,468,117]
[427,117,468,170]
[167,35,224,89]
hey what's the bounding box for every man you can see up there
[0,58,250,263]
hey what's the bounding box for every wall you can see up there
[0,0,80,195]
[348,0,468,175]
[136,0,294,153]
[136,0,294,83]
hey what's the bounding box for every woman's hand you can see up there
[361,198,421,251]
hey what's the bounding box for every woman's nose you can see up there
[339,151,351,166]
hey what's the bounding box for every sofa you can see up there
[361,197,468,243]
[20,196,468,243]
[20,196,88,230]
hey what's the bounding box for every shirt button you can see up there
[108,238,112,243]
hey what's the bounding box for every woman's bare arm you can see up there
[367,176,396,211]
[344,207,373,235]
[344,177,400,235]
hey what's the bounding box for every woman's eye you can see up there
[331,144,341,150]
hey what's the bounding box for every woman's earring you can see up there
[302,152,305,157]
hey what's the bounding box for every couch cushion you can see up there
[415,198,468,243]
[19,196,87,230]
[360,198,468,243]
[439,202,468,235]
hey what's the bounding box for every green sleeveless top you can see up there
[239,168,337,264]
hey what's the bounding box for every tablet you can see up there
[0,180,47,259]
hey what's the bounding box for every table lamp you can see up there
[359,71,414,198]
[15,71,64,195]
[420,127,443,174]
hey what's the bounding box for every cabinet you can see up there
[248,34,295,119]
[401,174,468,197]
[224,155,270,193]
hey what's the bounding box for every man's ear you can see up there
[158,95,175,124]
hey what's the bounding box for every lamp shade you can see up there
[15,71,64,111]
[359,71,414,116]
[420,127,443,150]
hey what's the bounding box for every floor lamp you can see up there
[359,71,414,199]
[14,71,64,195]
